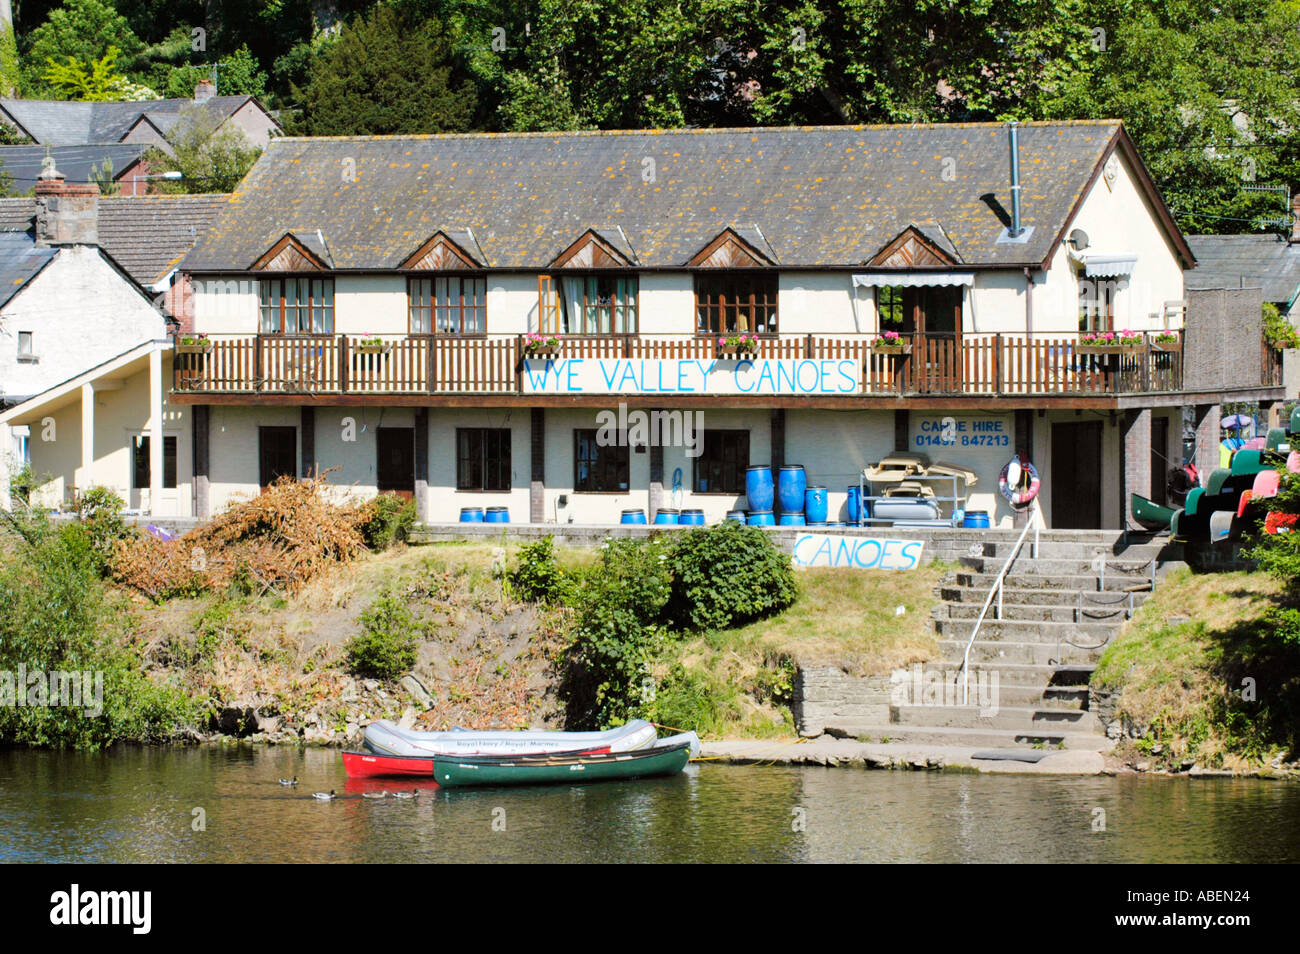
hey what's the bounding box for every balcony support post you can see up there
[414,407,429,522]
[530,407,545,523]
[338,336,348,393]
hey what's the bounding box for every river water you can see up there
[1,746,1296,863]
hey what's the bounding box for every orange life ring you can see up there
[998,457,1041,506]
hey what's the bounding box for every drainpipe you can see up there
[1008,121,1023,238]
[1024,267,1033,336]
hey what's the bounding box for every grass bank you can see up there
[1093,566,1300,772]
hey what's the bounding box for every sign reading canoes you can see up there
[792,534,925,570]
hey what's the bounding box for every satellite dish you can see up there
[1068,228,1090,251]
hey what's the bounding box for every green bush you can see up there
[560,537,674,728]
[645,664,738,737]
[358,494,416,551]
[75,486,137,573]
[0,508,195,748]
[346,591,422,680]
[508,535,575,605]
[666,522,798,631]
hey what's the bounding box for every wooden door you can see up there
[1050,421,1103,528]
[259,426,297,492]
[377,427,415,501]
[1151,415,1170,507]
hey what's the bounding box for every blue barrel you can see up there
[485,507,509,524]
[846,486,862,524]
[778,465,807,513]
[779,512,806,526]
[653,508,680,525]
[806,520,828,527]
[962,511,990,529]
[679,509,705,526]
[725,510,746,523]
[746,510,775,526]
[805,486,828,524]
[746,466,774,512]
[459,507,484,523]
[621,509,647,525]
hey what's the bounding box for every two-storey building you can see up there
[5,121,1284,528]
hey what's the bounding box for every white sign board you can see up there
[792,534,925,570]
[522,357,861,395]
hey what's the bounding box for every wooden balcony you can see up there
[170,331,1196,403]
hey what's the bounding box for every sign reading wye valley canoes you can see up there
[522,358,861,395]
[792,534,925,570]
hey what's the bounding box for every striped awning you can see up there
[852,272,975,288]
[1080,253,1137,278]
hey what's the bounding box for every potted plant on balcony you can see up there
[870,330,912,354]
[1151,330,1182,352]
[353,334,389,355]
[175,333,211,354]
[523,332,563,358]
[717,332,759,356]
[1077,330,1144,355]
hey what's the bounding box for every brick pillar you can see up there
[300,406,315,479]
[1193,404,1220,487]
[414,407,429,523]
[192,404,209,520]
[1012,409,1034,528]
[530,407,545,523]
[893,408,909,452]
[1122,409,1152,529]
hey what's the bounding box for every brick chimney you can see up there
[194,78,216,103]
[34,156,98,247]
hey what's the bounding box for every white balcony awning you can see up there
[852,271,975,289]
[1080,253,1137,278]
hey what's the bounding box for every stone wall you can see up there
[792,666,894,737]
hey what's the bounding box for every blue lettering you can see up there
[795,360,820,393]
[792,534,815,564]
[776,361,798,393]
[617,362,640,391]
[598,360,619,390]
[677,361,694,392]
[900,541,923,569]
[838,359,857,392]
[733,360,755,392]
[854,539,882,568]
[757,362,776,393]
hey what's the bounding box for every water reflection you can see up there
[0,747,1296,863]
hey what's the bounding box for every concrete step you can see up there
[827,722,1109,750]
[890,704,1099,732]
[939,602,1131,623]
[955,571,1153,593]
[960,555,1157,577]
[969,541,1179,562]
[901,661,1096,685]
[939,585,1148,609]
[939,639,1111,666]
[934,618,1121,643]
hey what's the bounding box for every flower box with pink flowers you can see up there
[716,333,759,356]
[523,332,563,357]
[175,334,212,354]
[1077,330,1144,355]
[870,331,912,354]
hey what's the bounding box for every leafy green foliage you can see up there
[144,104,262,192]
[1263,303,1299,349]
[160,45,267,99]
[24,0,144,96]
[507,535,575,605]
[0,508,195,748]
[346,590,422,679]
[559,537,674,728]
[74,486,138,574]
[666,522,798,631]
[645,663,738,737]
[357,494,416,551]
[295,3,476,136]
[42,46,153,101]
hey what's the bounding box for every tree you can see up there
[42,46,158,101]
[160,44,267,99]
[24,0,143,95]
[145,104,261,192]
[296,2,476,136]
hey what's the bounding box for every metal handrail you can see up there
[958,502,1040,705]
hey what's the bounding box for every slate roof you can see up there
[1185,234,1300,308]
[0,144,146,190]
[181,121,1189,272]
[0,231,57,308]
[0,96,259,146]
[0,194,228,286]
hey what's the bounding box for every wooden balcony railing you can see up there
[172,332,1189,398]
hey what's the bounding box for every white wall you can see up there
[0,247,166,403]
[427,407,531,522]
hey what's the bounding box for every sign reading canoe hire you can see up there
[522,358,861,395]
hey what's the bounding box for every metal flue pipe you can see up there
[1008,121,1023,238]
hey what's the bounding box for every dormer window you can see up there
[409,276,486,334]
[259,278,334,334]
[695,273,778,335]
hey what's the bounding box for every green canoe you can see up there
[433,742,691,789]
[1131,493,1177,531]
